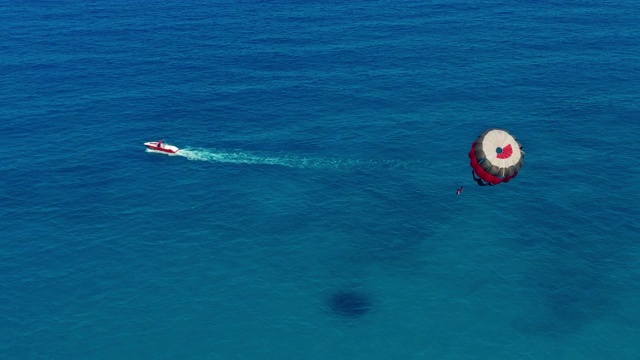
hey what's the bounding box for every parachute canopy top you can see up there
[469,128,524,186]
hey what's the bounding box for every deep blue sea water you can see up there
[2,0,640,359]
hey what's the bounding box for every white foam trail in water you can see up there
[176,147,413,169]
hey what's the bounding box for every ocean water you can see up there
[2,0,640,359]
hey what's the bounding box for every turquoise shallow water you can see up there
[2,0,640,359]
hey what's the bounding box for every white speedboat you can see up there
[144,140,180,154]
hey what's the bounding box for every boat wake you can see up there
[176,147,413,170]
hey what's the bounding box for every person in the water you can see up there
[456,186,464,195]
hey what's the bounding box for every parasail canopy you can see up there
[469,128,524,186]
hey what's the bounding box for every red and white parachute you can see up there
[469,129,524,186]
